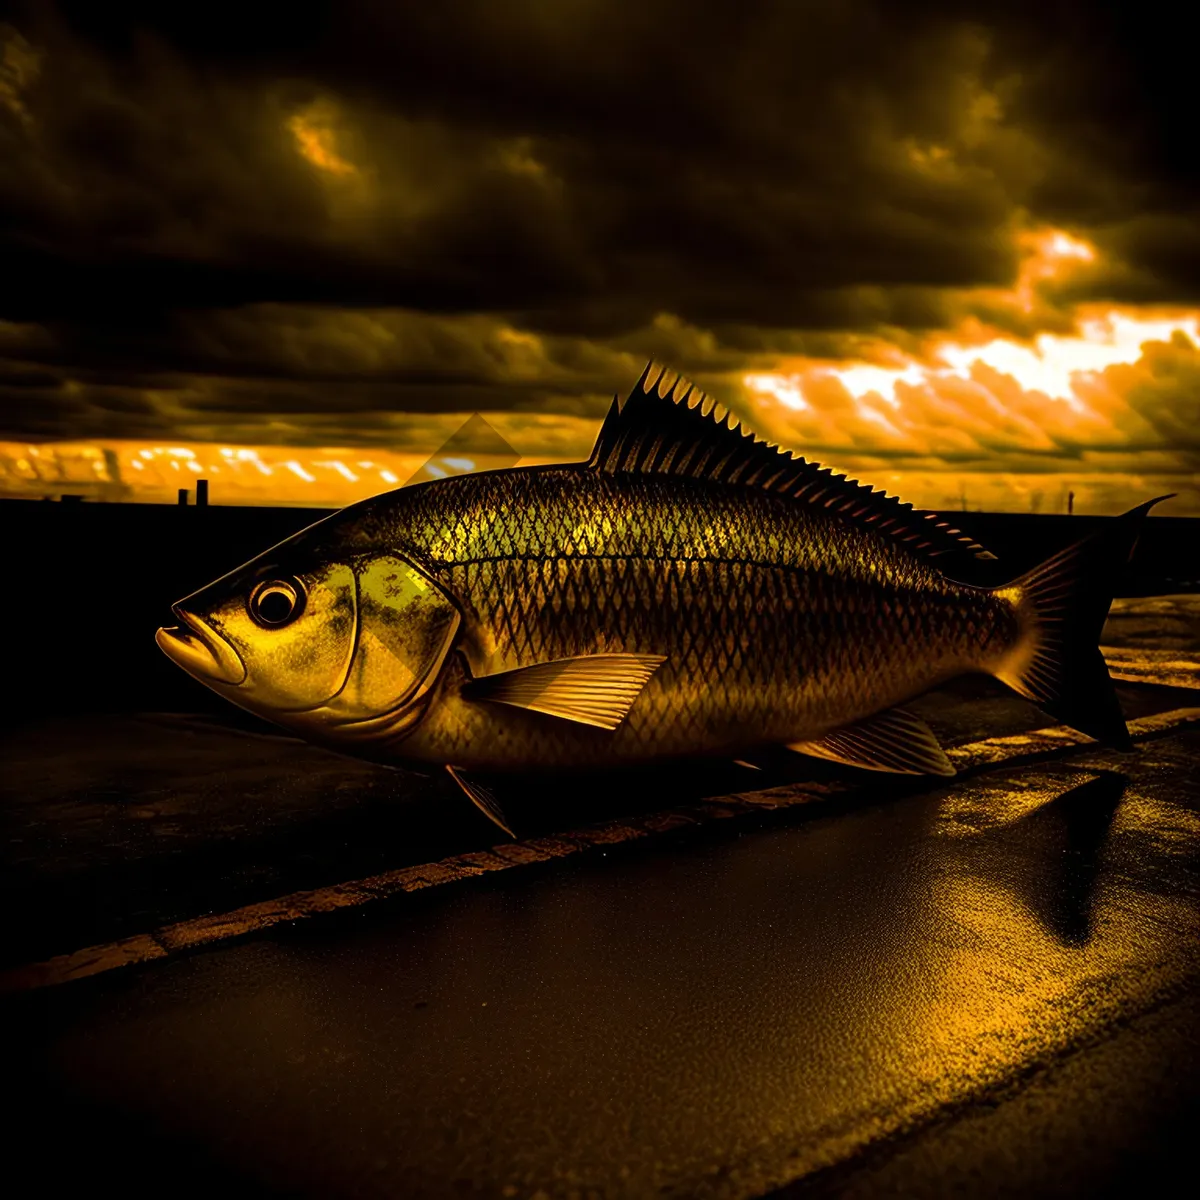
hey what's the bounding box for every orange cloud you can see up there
[731,227,1200,513]
[3,219,1196,515]
[287,104,357,177]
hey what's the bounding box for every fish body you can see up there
[157,364,1161,830]
[364,467,1017,770]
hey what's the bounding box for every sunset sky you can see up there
[1,1,1198,512]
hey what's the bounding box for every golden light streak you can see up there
[744,308,1200,411]
[742,373,809,411]
[0,438,542,507]
[0,433,1193,515]
[822,364,924,408]
[288,108,356,177]
[1013,228,1096,311]
[743,228,1199,408]
[937,312,1200,407]
[314,459,359,483]
[1022,228,1095,268]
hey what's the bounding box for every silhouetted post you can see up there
[1068,491,1074,515]
[178,488,188,505]
[196,478,209,507]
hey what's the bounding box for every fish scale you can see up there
[376,468,1017,769]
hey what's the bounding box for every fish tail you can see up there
[991,496,1171,748]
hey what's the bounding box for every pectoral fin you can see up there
[462,653,667,730]
[788,708,955,776]
[446,765,515,838]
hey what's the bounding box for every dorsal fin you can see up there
[588,362,997,568]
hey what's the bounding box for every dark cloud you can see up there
[4,2,1192,327]
[0,0,1197,514]
[0,1,1033,326]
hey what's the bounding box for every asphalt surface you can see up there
[2,596,1199,1198]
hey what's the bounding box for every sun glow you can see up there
[744,308,1200,410]
[1012,228,1097,312]
[938,313,1200,407]
[0,438,538,507]
[743,373,810,410]
[743,227,1200,408]
[732,226,1200,513]
[1024,228,1095,267]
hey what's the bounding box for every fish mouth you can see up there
[156,607,246,686]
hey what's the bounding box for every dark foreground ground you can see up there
[2,595,1199,1198]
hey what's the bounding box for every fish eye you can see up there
[249,578,305,628]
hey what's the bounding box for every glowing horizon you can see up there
[735,226,1199,515]
[0,432,1193,517]
[1,226,1197,517]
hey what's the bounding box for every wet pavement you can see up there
[2,596,1199,1198]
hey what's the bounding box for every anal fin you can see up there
[446,765,515,838]
[788,708,955,777]
[462,653,667,730]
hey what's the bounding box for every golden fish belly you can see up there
[390,551,1015,771]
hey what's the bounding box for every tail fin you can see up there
[993,496,1171,749]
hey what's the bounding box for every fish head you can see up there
[156,542,460,745]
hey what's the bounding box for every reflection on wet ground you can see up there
[3,722,1199,1198]
[1,597,1198,1197]
[935,767,1127,946]
[0,676,1188,972]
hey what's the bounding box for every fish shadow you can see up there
[474,753,855,835]
[473,760,1126,951]
[949,771,1127,948]
[478,736,977,830]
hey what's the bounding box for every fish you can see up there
[156,363,1167,836]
